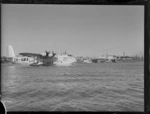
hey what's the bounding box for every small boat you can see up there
[30,62,43,66]
[83,59,92,63]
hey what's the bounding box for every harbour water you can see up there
[1,62,144,111]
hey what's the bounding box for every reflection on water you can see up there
[7,66,18,90]
[1,62,144,111]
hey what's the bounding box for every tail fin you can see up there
[8,45,15,57]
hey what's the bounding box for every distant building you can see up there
[117,56,132,62]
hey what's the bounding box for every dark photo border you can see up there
[0,0,149,114]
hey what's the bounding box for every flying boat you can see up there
[7,45,57,66]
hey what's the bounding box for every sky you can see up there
[1,4,144,57]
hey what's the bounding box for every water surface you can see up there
[1,62,144,111]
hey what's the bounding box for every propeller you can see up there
[45,50,50,57]
[43,50,56,58]
[52,51,56,57]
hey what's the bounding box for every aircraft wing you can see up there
[19,53,42,57]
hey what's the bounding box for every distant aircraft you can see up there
[7,45,57,66]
